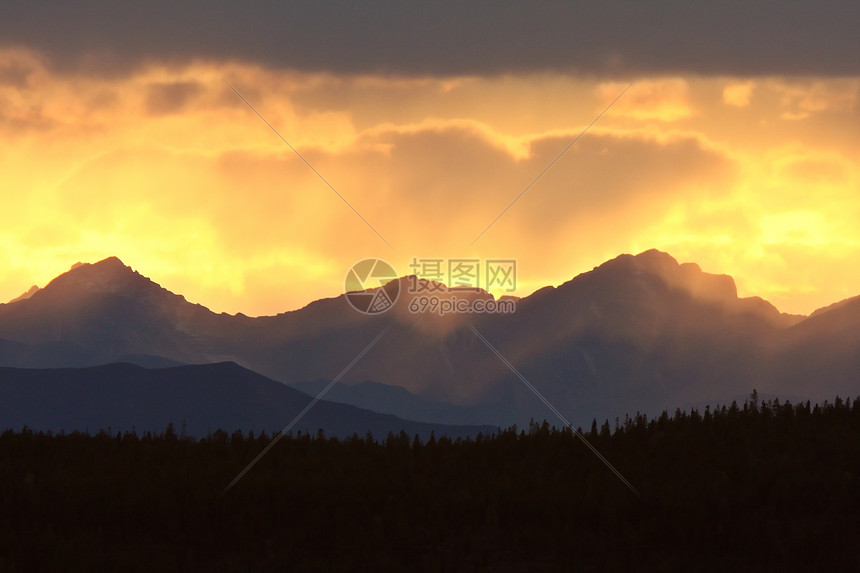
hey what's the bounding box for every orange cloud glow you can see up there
[1,48,859,316]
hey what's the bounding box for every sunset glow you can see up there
[1,46,858,316]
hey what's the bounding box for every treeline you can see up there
[1,394,858,571]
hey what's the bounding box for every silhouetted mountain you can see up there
[0,361,493,439]
[115,354,186,369]
[0,257,236,364]
[0,337,96,368]
[809,294,860,318]
[766,295,860,399]
[291,379,498,425]
[425,249,809,426]
[8,284,40,303]
[0,250,857,429]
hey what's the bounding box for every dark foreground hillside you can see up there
[1,396,859,572]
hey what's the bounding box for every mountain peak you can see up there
[596,249,738,304]
[8,285,41,304]
[81,256,128,271]
[0,256,207,357]
[38,256,163,300]
[633,248,681,273]
[66,256,126,273]
[585,248,799,326]
[100,255,125,265]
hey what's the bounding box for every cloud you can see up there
[774,154,850,185]
[1,57,859,317]
[597,79,693,121]
[0,59,32,88]
[144,81,203,115]
[1,2,858,77]
[772,79,860,120]
[723,81,754,108]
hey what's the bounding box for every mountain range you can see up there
[0,361,491,439]
[1,250,859,432]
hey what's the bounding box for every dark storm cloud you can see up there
[0,60,33,87]
[1,1,858,77]
[144,81,203,115]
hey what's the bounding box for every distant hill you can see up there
[0,361,494,439]
[767,295,860,399]
[291,379,501,426]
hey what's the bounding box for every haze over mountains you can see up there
[1,250,858,432]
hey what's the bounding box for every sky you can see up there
[1,2,859,316]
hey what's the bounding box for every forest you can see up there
[1,393,859,571]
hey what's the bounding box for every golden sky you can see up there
[1,45,859,316]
